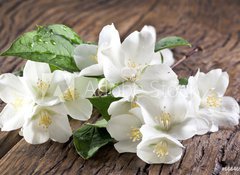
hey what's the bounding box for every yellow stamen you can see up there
[63,88,79,101]
[156,112,171,130]
[131,102,139,108]
[127,60,137,68]
[38,111,52,128]
[37,79,49,94]
[153,141,169,157]
[206,90,222,108]
[130,128,142,142]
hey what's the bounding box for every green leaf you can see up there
[88,96,121,121]
[155,36,191,52]
[1,24,81,72]
[179,77,188,85]
[49,64,60,72]
[47,24,82,44]
[73,124,114,159]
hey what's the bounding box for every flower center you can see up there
[63,88,79,101]
[153,141,169,157]
[127,60,137,69]
[156,112,171,130]
[37,79,49,95]
[38,111,52,129]
[206,90,222,108]
[121,60,143,82]
[130,128,142,142]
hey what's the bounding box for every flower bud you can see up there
[98,78,114,93]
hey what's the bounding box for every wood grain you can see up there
[0,0,239,174]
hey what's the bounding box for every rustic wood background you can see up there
[0,0,239,174]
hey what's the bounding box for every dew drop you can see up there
[62,26,67,31]
[33,35,43,42]
[37,38,43,42]
[50,40,56,45]
[29,43,34,48]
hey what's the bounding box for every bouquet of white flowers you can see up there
[0,24,239,164]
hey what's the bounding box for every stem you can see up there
[171,46,203,69]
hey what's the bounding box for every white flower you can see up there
[98,26,178,98]
[188,69,240,131]
[101,25,156,84]
[137,134,184,164]
[23,60,62,106]
[0,73,34,131]
[54,70,98,121]
[137,93,210,140]
[74,24,121,76]
[106,108,144,153]
[22,104,72,144]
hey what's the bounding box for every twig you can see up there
[171,46,203,68]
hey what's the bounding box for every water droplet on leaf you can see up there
[50,40,56,45]
[33,35,43,42]
[62,26,67,31]
[29,43,34,48]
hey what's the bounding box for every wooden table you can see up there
[0,0,239,174]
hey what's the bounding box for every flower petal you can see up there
[137,96,162,125]
[167,94,188,124]
[49,114,72,143]
[98,23,121,50]
[160,49,175,66]
[0,73,29,103]
[215,72,229,96]
[0,104,25,131]
[23,60,51,84]
[150,49,174,66]
[168,117,210,140]
[121,26,156,64]
[75,76,98,98]
[23,118,50,144]
[139,64,178,92]
[114,140,139,153]
[102,57,124,83]
[79,64,103,76]
[140,124,162,141]
[221,96,240,114]
[199,108,239,128]
[112,82,140,99]
[108,99,131,116]
[73,44,98,70]
[64,99,93,121]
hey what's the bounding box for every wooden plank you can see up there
[0,0,239,175]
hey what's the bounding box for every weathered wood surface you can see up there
[0,0,239,174]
